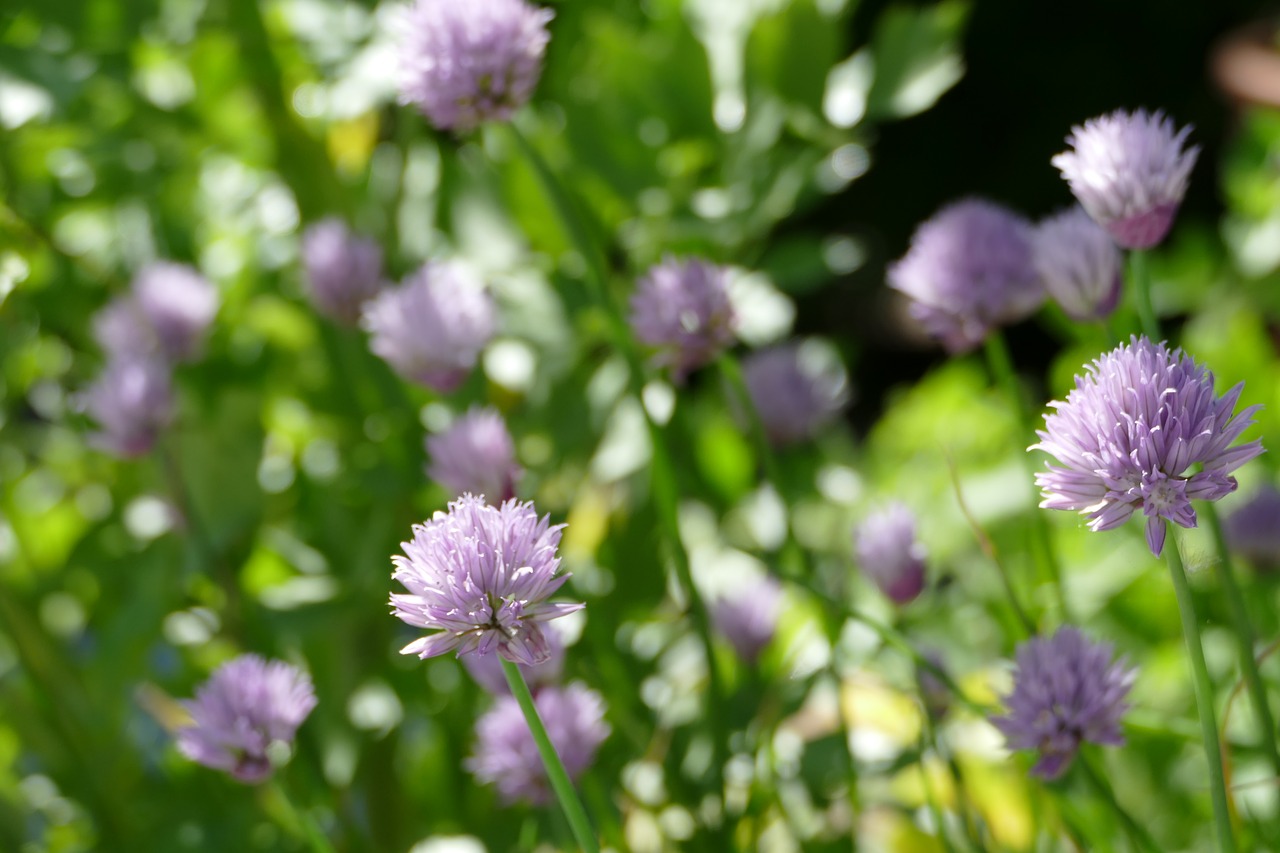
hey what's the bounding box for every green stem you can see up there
[1077,753,1161,853]
[1202,500,1280,784]
[504,120,730,802]
[982,332,1069,623]
[266,779,337,853]
[1166,530,1237,852]
[501,660,600,853]
[1128,250,1160,341]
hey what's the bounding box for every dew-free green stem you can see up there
[1201,500,1280,785]
[982,332,1069,623]
[266,779,337,853]
[501,659,600,853]
[504,120,730,801]
[1128,250,1159,341]
[1078,753,1162,853]
[1166,531,1237,852]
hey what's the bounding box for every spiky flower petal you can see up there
[463,625,564,695]
[176,654,317,784]
[390,496,582,666]
[1033,336,1263,556]
[466,682,608,805]
[1052,109,1199,249]
[992,627,1135,779]
[888,198,1043,353]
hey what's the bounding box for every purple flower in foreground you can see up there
[1033,207,1123,322]
[466,682,608,805]
[742,341,849,446]
[95,263,219,363]
[992,626,1135,780]
[464,626,564,695]
[390,496,582,666]
[362,261,496,392]
[176,654,317,784]
[300,219,384,325]
[888,198,1044,353]
[426,406,522,502]
[398,0,553,132]
[854,502,927,605]
[629,257,736,380]
[1224,485,1280,570]
[1033,336,1263,556]
[711,575,783,663]
[1052,109,1199,249]
[82,357,174,458]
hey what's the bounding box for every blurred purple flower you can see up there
[300,219,384,325]
[1033,336,1263,556]
[426,406,522,502]
[98,262,219,363]
[176,654,318,784]
[82,357,174,458]
[741,341,849,446]
[464,626,564,695]
[362,261,496,392]
[1223,484,1280,570]
[711,575,783,663]
[629,257,736,380]
[1033,207,1123,322]
[466,682,608,805]
[992,626,1135,780]
[397,0,553,132]
[390,495,582,666]
[854,502,927,605]
[1052,109,1199,249]
[888,198,1044,353]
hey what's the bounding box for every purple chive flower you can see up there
[466,682,608,805]
[1223,485,1280,570]
[741,341,849,446]
[992,626,1136,780]
[390,495,582,666]
[711,575,783,663]
[426,406,522,502]
[94,263,219,363]
[362,261,496,392]
[300,219,385,325]
[464,626,564,695]
[888,198,1044,353]
[629,257,736,380]
[1052,109,1199,250]
[1033,207,1124,322]
[1033,336,1264,556]
[397,0,554,133]
[854,502,928,605]
[81,357,174,458]
[175,654,318,784]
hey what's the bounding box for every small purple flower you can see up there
[464,627,564,695]
[95,263,219,363]
[81,357,174,458]
[854,503,927,605]
[390,496,582,666]
[397,0,554,132]
[888,198,1044,353]
[1223,485,1280,570]
[1033,336,1264,556]
[362,261,496,392]
[741,341,849,446]
[175,654,318,784]
[1052,109,1199,249]
[629,257,736,380]
[711,575,783,663]
[1033,207,1123,322]
[992,626,1136,780]
[300,219,385,325]
[466,682,609,805]
[426,406,522,502]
